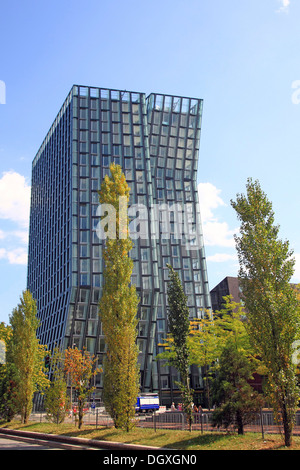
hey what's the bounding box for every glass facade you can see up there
[27,85,211,405]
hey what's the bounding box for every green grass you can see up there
[1,419,300,450]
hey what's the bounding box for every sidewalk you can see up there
[0,427,162,451]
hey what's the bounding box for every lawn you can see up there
[1,420,300,450]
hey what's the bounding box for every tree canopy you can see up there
[231,178,300,447]
[98,163,140,432]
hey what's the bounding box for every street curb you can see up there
[0,427,162,451]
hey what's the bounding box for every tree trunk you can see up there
[204,364,211,410]
[236,409,244,435]
[78,398,83,429]
[22,397,31,424]
[282,402,292,447]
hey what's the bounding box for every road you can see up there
[0,434,100,450]
[0,435,64,450]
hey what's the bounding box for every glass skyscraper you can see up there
[27,85,211,405]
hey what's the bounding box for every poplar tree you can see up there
[166,264,193,430]
[0,323,14,421]
[231,178,300,447]
[98,163,140,432]
[7,290,49,423]
[44,347,69,425]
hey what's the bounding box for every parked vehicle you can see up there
[135,393,160,413]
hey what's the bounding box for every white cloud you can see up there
[0,230,28,245]
[198,182,238,248]
[197,182,239,276]
[276,0,290,13]
[202,220,236,248]
[0,247,28,265]
[198,182,226,222]
[207,253,237,263]
[0,171,31,228]
[11,230,29,245]
[0,171,31,266]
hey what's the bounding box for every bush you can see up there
[44,378,69,424]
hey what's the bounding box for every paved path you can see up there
[0,434,100,450]
[0,428,161,451]
[0,435,64,450]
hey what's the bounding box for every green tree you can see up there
[212,342,264,435]
[0,323,15,421]
[166,264,193,430]
[189,312,216,409]
[159,296,263,409]
[231,178,300,447]
[207,296,256,359]
[64,347,98,429]
[7,290,50,423]
[44,347,69,424]
[98,163,140,432]
[188,295,262,406]
[0,322,10,365]
[189,296,257,408]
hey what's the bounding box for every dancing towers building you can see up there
[27,85,211,405]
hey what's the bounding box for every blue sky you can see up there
[0,0,300,324]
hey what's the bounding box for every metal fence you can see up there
[28,408,300,436]
[140,409,300,436]
[28,408,114,428]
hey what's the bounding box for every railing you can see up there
[140,409,300,435]
[27,409,300,436]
